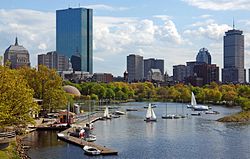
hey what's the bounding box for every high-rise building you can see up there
[249,69,250,83]
[222,28,246,83]
[127,54,144,82]
[38,51,69,71]
[4,37,30,69]
[193,63,219,85]
[144,58,164,79]
[56,7,93,73]
[196,48,211,64]
[173,65,186,82]
[186,61,197,77]
[0,56,3,66]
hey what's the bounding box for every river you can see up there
[25,102,250,159]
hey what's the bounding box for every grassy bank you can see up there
[0,142,20,159]
[217,111,250,122]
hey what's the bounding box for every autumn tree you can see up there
[0,66,39,128]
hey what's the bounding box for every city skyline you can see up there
[0,0,250,80]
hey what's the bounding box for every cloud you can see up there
[0,9,55,67]
[184,19,231,40]
[192,14,212,19]
[183,0,250,11]
[83,4,129,11]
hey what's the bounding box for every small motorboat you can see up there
[85,134,96,142]
[83,145,101,156]
[191,112,201,116]
[126,108,138,111]
[114,110,126,115]
[173,114,181,119]
[111,114,120,118]
[205,110,220,114]
[57,133,65,137]
[162,114,175,119]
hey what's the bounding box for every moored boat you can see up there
[190,92,209,111]
[162,103,175,119]
[191,112,201,116]
[83,145,101,156]
[101,106,111,120]
[85,134,96,142]
[205,110,220,114]
[144,103,157,122]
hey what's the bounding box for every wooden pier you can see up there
[57,135,118,155]
[58,114,118,155]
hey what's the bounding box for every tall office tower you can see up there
[173,65,187,82]
[196,48,211,64]
[56,7,93,73]
[38,51,69,71]
[186,61,197,77]
[222,28,245,83]
[127,54,144,82]
[4,37,30,69]
[144,58,164,79]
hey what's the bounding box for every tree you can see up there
[19,65,67,112]
[0,66,39,128]
[106,88,115,100]
[90,83,106,99]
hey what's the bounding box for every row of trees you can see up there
[0,65,67,129]
[65,81,250,111]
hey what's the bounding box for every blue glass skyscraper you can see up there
[56,7,93,73]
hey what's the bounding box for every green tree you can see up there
[106,88,115,100]
[90,83,106,99]
[0,66,39,128]
[19,65,67,112]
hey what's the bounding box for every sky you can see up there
[0,0,250,80]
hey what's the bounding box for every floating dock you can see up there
[58,115,118,155]
[57,134,118,155]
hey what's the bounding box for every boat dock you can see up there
[57,134,118,155]
[58,114,118,155]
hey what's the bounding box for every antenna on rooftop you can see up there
[233,17,235,30]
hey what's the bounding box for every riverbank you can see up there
[0,141,20,159]
[217,111,250,122]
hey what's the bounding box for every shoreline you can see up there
[217,111,250,122]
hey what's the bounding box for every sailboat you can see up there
[101,106,111,120]
[144,103,157,122]
[162,103,175,119]
[190,92,209,111]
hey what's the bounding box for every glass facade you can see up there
[56,8,93,73]
[222,29,245,83]
[196,48,211,64]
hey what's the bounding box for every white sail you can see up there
[146,103,152,118]
[191,92,209,111]
[104,106,110,117]
[191,92,197,106]
[151,108,157,119]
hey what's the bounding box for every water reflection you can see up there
[27,102,250,159]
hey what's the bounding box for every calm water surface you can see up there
[26,102,250,159]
